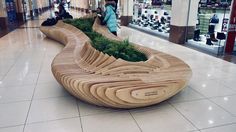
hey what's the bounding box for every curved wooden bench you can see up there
[40,18,192,108]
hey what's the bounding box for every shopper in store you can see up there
[103,0,117,36]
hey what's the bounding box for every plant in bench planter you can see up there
[64,18,147,62]
[63,18,94,32]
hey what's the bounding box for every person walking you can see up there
[103,0,117,36]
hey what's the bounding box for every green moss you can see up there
[63,18,147,62]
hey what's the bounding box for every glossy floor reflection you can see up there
[0,10,236,132]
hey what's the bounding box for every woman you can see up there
[103,0,117,36]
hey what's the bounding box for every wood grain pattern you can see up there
[39,18,192,108]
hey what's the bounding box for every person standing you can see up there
[103,0,117,36]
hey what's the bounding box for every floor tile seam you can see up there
[22,50,46,132]
[189,85,236,99]
[77,109,133,118]
[0,47,27,80]
[190,76,219,82]
[76,100,84,132]
[189,86,236,116]
[170,91,236,130]
[207,93,236,99]
[32,94,71,100]
[78,111,124,117]
[206,97,236,117]
[0,83,34,88]
[25,116,80,126]
[0,94,72,104]
[168,102,200,131]
[187,86,209,98]
[167,98,208,105]
[22,79,39,131]
[0,82,38,89]
[220,82,236,93]
[0,124,24,129]
[0,100,31,105]
[128,111,143,132]
[198,122,236,131]
[170,92,236,117]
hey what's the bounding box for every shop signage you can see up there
[228,24,236,32]
[221,18,229,32]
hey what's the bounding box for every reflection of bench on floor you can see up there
[39,17,192,109]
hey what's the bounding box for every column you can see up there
[90,0,97,11]
[120,0,133,26]
[225,0,236,54]
[78,0,89,12]
[15,0,25,22]
[76,0,80,10]
[28,0,33,19]
[0,0,8,30]
[169,0,199,44]
[32,0,38,16]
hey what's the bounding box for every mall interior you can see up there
[0,0,236,132]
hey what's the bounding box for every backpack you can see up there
[41,18,57,26]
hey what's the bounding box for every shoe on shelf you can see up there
[210,33,218,42]
[151,26,158,30]
[206,38,213,45]
[193,29,201,41]
[158,29,163,32]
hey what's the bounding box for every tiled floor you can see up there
[0,10,236,132]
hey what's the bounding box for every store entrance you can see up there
[5,0,18,30]
[5,0,17,24]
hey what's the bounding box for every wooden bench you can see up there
[39,18,192,108]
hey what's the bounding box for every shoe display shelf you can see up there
[187,35,225,55]
[129,23,169,40]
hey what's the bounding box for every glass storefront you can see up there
[187,0,232,55]
[129,0,172,39]
[127,0,235,55]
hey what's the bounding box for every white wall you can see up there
[71,0,89,9]
[0,0,7,17]
[121,0,133,16]
[171,0,199,26]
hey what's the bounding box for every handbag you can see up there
[216,32,226,40]
[210,14,219,24]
